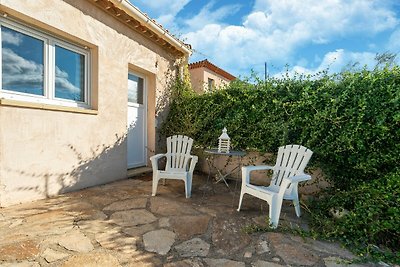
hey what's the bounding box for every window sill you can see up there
[0,98,98,115]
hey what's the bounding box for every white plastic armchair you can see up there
[237,145,313,228]
[150,135,198,198]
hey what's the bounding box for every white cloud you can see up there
[253,0,398,38]
[183,0,398,77]
[2,30,23,45]
[387,28,400,53]
[183,2,241,31]
[315,49,377,73]
[243,12,271,31]
[2,48,43,84]
[2,48,81,96]
[274,49,378,78]
[55,67,82,94]
[130,0,191,30]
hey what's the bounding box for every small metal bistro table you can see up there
[204,149,246,188]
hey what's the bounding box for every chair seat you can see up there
[158,170,188,179]
[246,184,296,200]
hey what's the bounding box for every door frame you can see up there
[127,70,148,169]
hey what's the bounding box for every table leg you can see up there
[215,170,230,187]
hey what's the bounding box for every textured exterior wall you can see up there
[189,67,231,93]
[0,0,182,206]
[203,68,230,90]
[196,151,330,196]
[189,67,205,94]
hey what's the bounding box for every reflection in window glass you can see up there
[128,74,144,104]
[1,26,44,95]
[55,45,85,101]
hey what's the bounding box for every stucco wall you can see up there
[189,67,205,94]
[189,67,231,93]
[204,69,230,90]
[0,0,181,206]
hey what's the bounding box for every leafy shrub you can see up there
[161,66,400,263]
[309,169,400,263]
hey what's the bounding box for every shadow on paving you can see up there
[0,172,376,266]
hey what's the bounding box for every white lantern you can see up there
[218,127,230,153]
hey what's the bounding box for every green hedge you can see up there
[161,66,400,262]
[163,67,399,188]
[310,169,399,262]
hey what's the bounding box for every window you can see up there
[128,73,144,105]
[208,78,214,91]
[55,45,85,102]
[0,18,90,108]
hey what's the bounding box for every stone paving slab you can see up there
[169,215,210,240]
[0,173,383,266]
[95,229,138,253]
[174,238,210,257]
[103,198,148,211]
[110,209,157,227]
[143,229,176,255]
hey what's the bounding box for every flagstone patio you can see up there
[0,172,378,266]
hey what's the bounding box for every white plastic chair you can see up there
[237,145,313,228]
[150,135,198,198]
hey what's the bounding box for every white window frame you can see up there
[0,18,91,109]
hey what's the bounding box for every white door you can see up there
[127,72,147,169]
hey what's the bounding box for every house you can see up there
[188,59,235,93]
[0,0,191,207]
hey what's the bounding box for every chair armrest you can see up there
[284,173,312,183]
[278,173,312,197]
[188,155,198,173]
[150,153,166,170]
[241,165,274,184]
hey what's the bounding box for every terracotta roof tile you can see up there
[188,59,236,81]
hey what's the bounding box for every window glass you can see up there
[55,45,85,101]
[128,74,144,104]
[1,26,44,95]
[208,78,214,91]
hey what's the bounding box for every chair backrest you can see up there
[165,135,194,171]
[271,145,313,187]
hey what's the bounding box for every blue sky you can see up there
[130,0,400,78]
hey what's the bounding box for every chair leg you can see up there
[293,197,301,217]
[269,197,283,228]
[152,174,159,197]
[269,215,279,228]
[269,205,280,228]
[185,176,192,198]
[237,190,245,211]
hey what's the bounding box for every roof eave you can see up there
[189,60,236,81]
[90,0,191,57]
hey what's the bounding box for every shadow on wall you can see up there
[65,132,129,193]
[2,129,130,206]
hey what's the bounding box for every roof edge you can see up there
[106,0,191,56]
[189,59,236,81]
